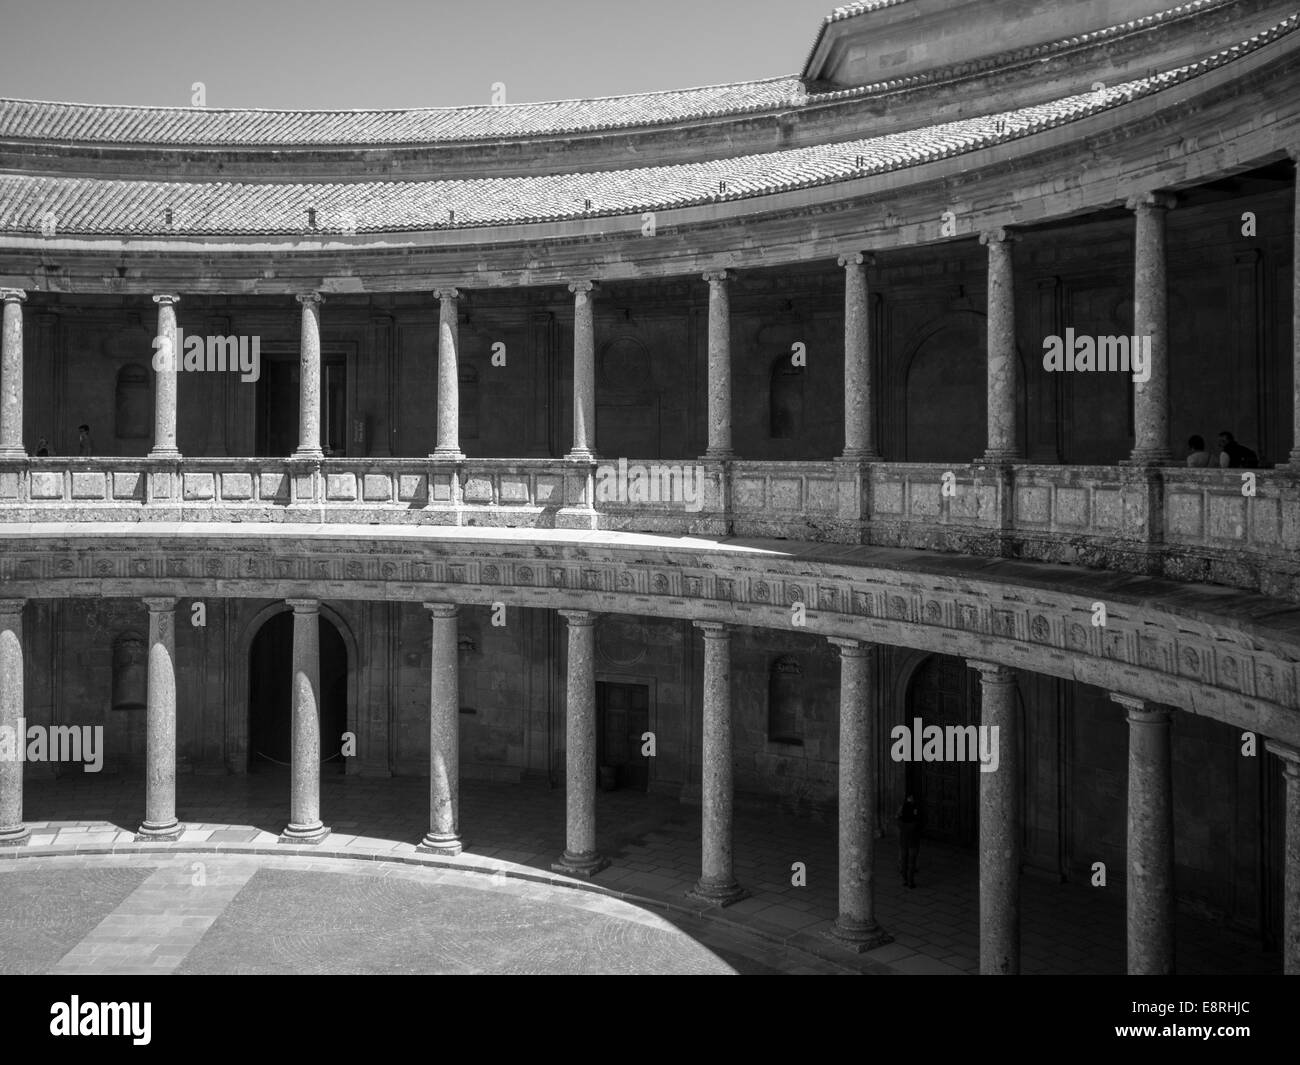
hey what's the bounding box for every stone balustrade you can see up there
[1,456,1296,601]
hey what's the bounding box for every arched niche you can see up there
[768,654,803,743]
[770,355,804,439]
[111,630,147,711]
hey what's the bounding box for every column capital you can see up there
[966,659,1015,681]
[1126,191,1178,212]
[702,270,730,285]
[559,608,598,626]
[286,598,320,614]
[0,289,27,304]
[142,596,178,612]
[568,280,596,295]
[0,598,25,616]
[151,293,181,307]
[1264,739,1300,767]
[434,287,460,302]
[423,602,459,619]
[1110,692,1171,722]
[693,620,731,637]
[979,227,1019,245]
[295,292,324,307]
[837,252,873,268]
[828,636,872,655]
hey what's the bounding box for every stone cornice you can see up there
[0,528,1296,743]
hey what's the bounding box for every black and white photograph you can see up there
[0,0,1296,1034]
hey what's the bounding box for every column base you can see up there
[417,832,464,856]
[1127,450,1172,466]
[838,448,880,462]
[291,448,324,462]
[551,850,609,878]
[978,450,1021,464]
[564,449,597,463]
[701,450,734,462]
[687,879,749,907]
[279,822,331,844]
[0,448,27,461]
[0,825,31,847]
[826,918,893,953]
[147,447,181,461]
[429,449,465,461]
[135,820,182,842]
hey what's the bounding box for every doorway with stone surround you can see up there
[248,610,348,774]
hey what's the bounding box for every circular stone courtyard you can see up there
[0,853,844,975]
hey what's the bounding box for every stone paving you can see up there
[0,771,1280,976]
[1,855,748,975]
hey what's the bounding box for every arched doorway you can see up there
[248,610,348,773]
[904,653,979,846]
[903,314,987,462]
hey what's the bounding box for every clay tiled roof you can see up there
[0,78,806,148]
[0,13,1293,237]
[0,1,1244,149]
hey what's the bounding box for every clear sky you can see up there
[0,0,838,109]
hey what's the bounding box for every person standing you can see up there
[896,793,924,889]
[77,423,94,456]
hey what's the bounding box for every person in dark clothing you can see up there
[35,437,48,457]
[1217,430,1258,469]
[896,794,924,888]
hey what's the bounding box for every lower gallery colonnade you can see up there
[0,592,1297,976]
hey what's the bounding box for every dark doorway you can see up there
[905,654,979,846]
[596,681,650,792]
[249,610,348,773]
[256,354,347,456]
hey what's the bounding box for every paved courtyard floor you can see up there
[0,771,1280,976]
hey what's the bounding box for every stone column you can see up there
[552,610,607,875]
[567,281,597,461]
[0,290,26,460]
[980,230,1020,462]
[828,638,890,949]
[1264,740,1300,974]
[839,254,878,460]
[420,602,463,854]
[703,271,734,459]
[1289,148,1300,468]
[432,289,463,459]
[1127,193,1176,465]
[1112,693,1174,974]
[689,621,746,904]
[136,597,181,839]
[281,599,329,842]
[969,659,1020,974]
[293,293,324,460]
[0,599,28,845]
[150,294,181,459]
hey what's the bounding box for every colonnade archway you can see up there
[249,608,348,773]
